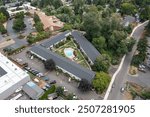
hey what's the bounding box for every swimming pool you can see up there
[64,48,75,59]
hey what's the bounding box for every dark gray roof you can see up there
[71,31,100,62]
[41,31,70,48]
[41,30,100,62]
[30,46,95,83]
[0,67,7,77]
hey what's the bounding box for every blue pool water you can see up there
[64,48,74,58]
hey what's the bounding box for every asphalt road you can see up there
[108,22,149,100]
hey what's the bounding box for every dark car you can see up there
[49,80,56,84]
[120,87,125,93]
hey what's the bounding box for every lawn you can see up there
[54,39,90,69]
[39,85,56,100]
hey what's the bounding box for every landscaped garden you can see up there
[53,38,91,69]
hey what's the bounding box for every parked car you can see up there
[138,68,146,73]
[36,73,44,77]
[45,84,51,88]
[120,87,125,93]
[49,80,56,84]
[42,77,49,81]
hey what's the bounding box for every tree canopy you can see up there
[92,54,111,72]
[92,72,111,94]
[44,59,56,71]
[13,18,26,32]
[78,79,91,92]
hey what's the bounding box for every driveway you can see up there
[11,48,103,100]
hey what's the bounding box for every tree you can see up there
[126,37,136,52]
[15,12,24,19]
[108,30,128,56]
[121,3,137,15]
[146,20,150,33]
[140,6,150,21]
[73,0,85,15]
[0,12,6,23]
[35,22,44,32]
[66,93,74,100]
[92,72,111,94]
[0,7,9,19]
[33,12,40,23]
[0,23,7,34]
[92,36,106,52]
[78,79,91,92]
[62,24,72,31]
[44,59,56,71]
[13,18,26,32]
[92,54,111,72]
[83,11,101,41]
[56,86,64,96]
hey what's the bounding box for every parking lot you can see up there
[11,48,103,100]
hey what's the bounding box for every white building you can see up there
[0,53,30,99]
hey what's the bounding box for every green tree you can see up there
[92,54,111,72]
[35,22,44,32]
[92,72,111,94]
[15,12,24,19]
[33,12,40,23]
[121,2,137,15]
[92,36,106,52]
[73,0,85,15]
[44,59,56,71]
[0,7,9,19]
[83,11,101,41]
[66,93,74,100]
[56,86,64,96]
[0,23,7,34]
[78,79,91,92]
[146,20,150,33]
[62,24,72,31]
[13,18,26,32]
[0,12,6,23]
[140,6,150,21]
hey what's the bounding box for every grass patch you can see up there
[39,85,56,100]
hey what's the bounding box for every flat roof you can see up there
[0,53,30,99]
